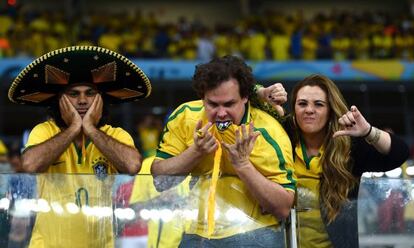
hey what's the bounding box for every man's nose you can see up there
[77,94,87,105]
[217,107,227,118]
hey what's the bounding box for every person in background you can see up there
[151,55,296,247]
[136,114,163,158]
[8,46,151,248]
[0,139,12,172]
[256,74,409,248]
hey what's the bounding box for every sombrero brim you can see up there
[8,46,151,106]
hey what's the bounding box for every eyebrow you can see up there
[66,88,97,93]
[297,98,326,102]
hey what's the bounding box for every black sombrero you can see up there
[8,46,151,106]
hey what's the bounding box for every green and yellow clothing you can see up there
[351,36,371,60]
[331,37,351,61]
[294,140,332,248]
[395,34,414,60]
[270,34,290,61]
[155,100,296,239]
[214,35,231,58]
[0,15,13,35]
[292,134,409,248]
[25,120,135,248]
[302,35,317,60]
[138,127,161,158]
[98,33,123,53]
[372,34,393,58]
[245,33,267,61]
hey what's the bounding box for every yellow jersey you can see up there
[156,100,296,239]
[25,120,135,248]
[295,139,332,248]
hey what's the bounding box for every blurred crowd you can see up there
[1,5,414,61]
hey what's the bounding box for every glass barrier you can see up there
[2,173,413,248]
[0,174,287,248]
[358,176,414,248]
[295,176,414,248]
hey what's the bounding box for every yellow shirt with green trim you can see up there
[295,139,332,248]
[155,100,296,239]
[130,157,190,248]
[25,120,135,248]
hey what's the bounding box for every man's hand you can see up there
[83,94,103,136]
[193,120,217,155]
[59,95,82,133]
[257,83,287,116]
[333,105,371,138]
[222,122,260,169]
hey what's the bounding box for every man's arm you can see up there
[22,95,82,172]
[152,145,203,175]
[84,128,142,174]
[234,164,295,219]
[82,95,141,174]
[151,121,216,175]
[22,125,80,172]
[222,123,294,220]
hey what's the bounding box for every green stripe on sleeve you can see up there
[155,150,174,159]
[255,127,297,187]
[158,104,203,146]
[282,183,296,191]
[167,104,203,122]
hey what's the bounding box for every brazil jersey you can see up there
[25,120,134,174]
[25,120,135,248]
[155,100,296,238]
[295,139,332,248]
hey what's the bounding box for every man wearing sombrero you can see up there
[8,46,151,247]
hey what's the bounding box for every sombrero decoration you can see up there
[8,46,151,106]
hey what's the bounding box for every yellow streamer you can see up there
[207,141,222,237]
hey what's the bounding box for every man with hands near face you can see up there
[8,46,152,247]
[22,84,142,174]
[151,55,296,248]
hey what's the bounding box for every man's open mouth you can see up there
[216,120,232,131]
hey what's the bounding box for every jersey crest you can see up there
[92,157,109,180]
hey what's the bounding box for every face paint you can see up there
[216,121,232,132]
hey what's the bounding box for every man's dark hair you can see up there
[47,94,109,129]
[192,55,255,99]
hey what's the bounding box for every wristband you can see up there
[362,125,372,138]
[365,127,381,145]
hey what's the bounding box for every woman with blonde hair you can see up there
[256,74,409,247]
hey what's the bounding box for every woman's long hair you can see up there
[290,74,357,223]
